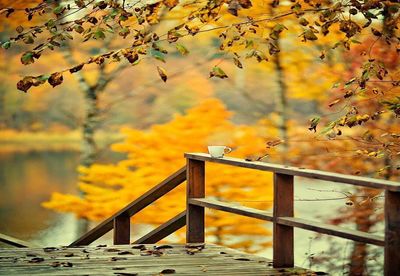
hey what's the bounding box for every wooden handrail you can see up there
[184,152,400,275]
[70,166,187,246]
[185,153,400,191]
[0,233,35,248]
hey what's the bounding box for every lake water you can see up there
[0,150,383,273]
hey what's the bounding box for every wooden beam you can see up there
[277,217,384,246]
[69,166,186,246]
[273,173,294,268]
[384,190,400,275]
[184,153,400,191]
[189,198,273,221]
[0,233,34,248]
[134,211,186,244]
[113,214,130,245]
[186,158,205,243]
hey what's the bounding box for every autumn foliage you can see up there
[44,99,275,251]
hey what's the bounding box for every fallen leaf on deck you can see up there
[131,245,146,250]
[161,268,176,274]
[113,273,138,276]
[64,253,74,257]
[111,257,128,261]
[106,248,120,252]
[97,244,107,247]
[234,257,250,261]
[61,262,73,267]
[117,251,133,255]
[154,245,173,250]
[112,267,126,270]
[29,257,45,263]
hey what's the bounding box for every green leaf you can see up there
[209,66,228,79]
[308,116,320,132]
[303,29,318,41]
[176,44,189,55]
[150,49,166,62]
[21,52,34,65]
[94,29,105,40]
[53,5,64,15]
[74,25,84,34]
[2,41,11,49]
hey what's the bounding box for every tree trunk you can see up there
[272,37,289,153]
[81,87,99,167]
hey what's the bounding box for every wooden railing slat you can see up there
[277,217,384,246]
[273,173,294,268]
[113,214,130,245]
[185,153,400,191]
[188,198,274,221]
[70,166,187,246]
[134,211,186,244]
[384,190,400,275]
[0,233,34,248]
[186,159,205,243]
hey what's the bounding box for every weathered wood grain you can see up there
[0,244,316,275]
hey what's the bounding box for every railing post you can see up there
[113,213,130,245]
[384,190,400,275]
[186,158,205,243]
[273,173,294,268]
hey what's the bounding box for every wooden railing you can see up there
[0,233,34,248]
[185,153,400,276]
[69,166,187,246]
[3,152,399,275]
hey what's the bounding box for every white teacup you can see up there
[208,146,232,158]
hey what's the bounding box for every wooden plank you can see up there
[0,244,314,276]
[188,198,273,221]
[69,166,186,246]
[184,153,400,191]
[186,159,205,243]
[0,233,34,248]
[273,173,294,268]
[277,217,384,246]
[384,190,400,275]
[134,211,186,244]
[113,214,130,245]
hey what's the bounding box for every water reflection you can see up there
[0,151,80,245]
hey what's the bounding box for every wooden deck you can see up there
[0,244,318,275]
